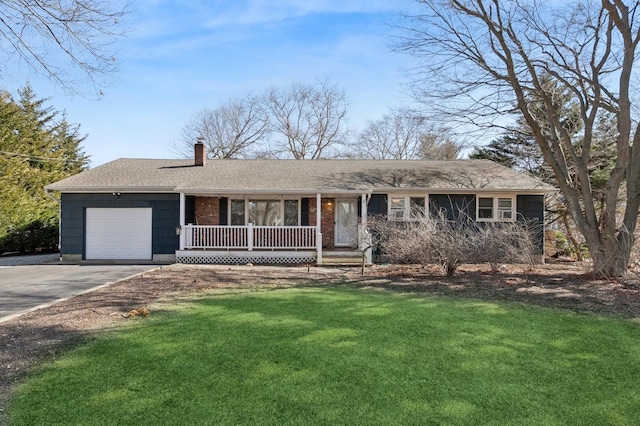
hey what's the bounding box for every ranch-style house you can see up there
[45,142,554,265]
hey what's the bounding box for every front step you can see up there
[322,251,365,266]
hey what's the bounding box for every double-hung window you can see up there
[230,199,245,225]
[389,197,407,220]
[388,196,427,220]
[476,196,515,221]
[284,200,299,225]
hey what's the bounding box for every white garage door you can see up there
[86,208,152,260]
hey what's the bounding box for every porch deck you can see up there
[178,224,364,265]
[184,224,318,250]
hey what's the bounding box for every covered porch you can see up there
[175,192,372,265]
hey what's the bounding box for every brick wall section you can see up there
[194,197,220,225]
[306,197,335,248]
[321,199,335,248]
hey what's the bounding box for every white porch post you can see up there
[361,193,367,229]
[179,192,186,250]
[316,193,323,265]
[361,193,372,265]
[248,223,254,251]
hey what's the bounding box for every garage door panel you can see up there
[86,208,152,260]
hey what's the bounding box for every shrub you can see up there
[466,221,538,273]
[368,211,538,276]
[0,219,59,255]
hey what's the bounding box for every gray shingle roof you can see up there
[45,158,555,194]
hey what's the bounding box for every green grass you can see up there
[8,287,640,425]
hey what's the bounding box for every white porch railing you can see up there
[183,224,317,250]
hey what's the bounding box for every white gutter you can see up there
[43,185,555,196]
[176,188,374,195]
[43,185,177,193]
[174,185,555,195]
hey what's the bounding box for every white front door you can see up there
[335,199,358,247]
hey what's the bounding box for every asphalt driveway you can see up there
[0,254,160,322]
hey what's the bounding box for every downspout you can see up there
[44,188,62,261]
[179,192,186,250]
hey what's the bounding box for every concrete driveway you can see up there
[0,254,160,323]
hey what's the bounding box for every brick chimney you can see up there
[194,138,206,166]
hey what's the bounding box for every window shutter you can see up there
[219,197,228,225]
[301,198,310,226]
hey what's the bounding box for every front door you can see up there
[335,199,358,247]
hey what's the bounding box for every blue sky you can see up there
[2,0,419,167]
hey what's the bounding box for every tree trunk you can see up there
[560,210,583,261]
[445,261,458,277]
[588,230,633,278]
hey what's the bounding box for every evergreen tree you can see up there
[0,84,88,253]
[470,130,546,178]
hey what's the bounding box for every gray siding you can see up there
[60,193,180,258]
[517,195,544,222]
[429,194,475,221]
[517,195,545,254]
[368,194,388,216]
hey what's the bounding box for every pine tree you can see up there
[0,84,88,254]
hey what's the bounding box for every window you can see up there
[229,199,300,226]
[476,196,515,221]
[230,199,245,225]
[497,198,513,219]
[249,200,281,226]
[388,196,427,220]
[389,197,407,220]
[284,200,299,226]
[477,197,493,219]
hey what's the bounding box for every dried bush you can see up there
[368,211,538,276]
[466,221,538,273]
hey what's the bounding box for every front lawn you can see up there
[8,287,640,425]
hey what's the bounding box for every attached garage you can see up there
[85,208,152,260]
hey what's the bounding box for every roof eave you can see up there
[44,185,177,193]
[175,188,373,195]
[174,187,556,195]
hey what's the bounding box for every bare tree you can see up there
[177,95,268,159]
[352,108,463,159]
[353,108,426,159]
[0,1,130,93]
[419,131,464,160]
[397,0,640,277]
[265,79,348,159]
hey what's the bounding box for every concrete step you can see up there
[322,255,364,265]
